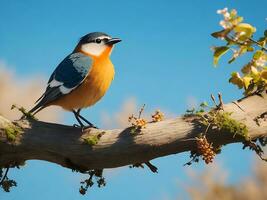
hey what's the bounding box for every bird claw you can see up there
[73,123,98,130]
[73,124,81,128]
[83,124,98,130]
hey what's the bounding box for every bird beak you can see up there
[105,38,122,45]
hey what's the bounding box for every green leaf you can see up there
[261,70,267,79]
[234,23,256,33]
[213,46,229,66]
[234,16,244,24]
[241,64,252,74]
[253,50,264,60]
[234,23,256,41]
[229,72,244,89]
[247,46,254,52]
[200,102,208,108]
[250,66,259,76]
[243,76,253,89]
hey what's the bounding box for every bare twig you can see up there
[232,101,246,112]
[248,38,267,52]
[138,104,146,119]
[218,93,224,110]
[211,94,217,107]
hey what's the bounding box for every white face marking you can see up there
[81,36,112,56]
[97,36,111,40]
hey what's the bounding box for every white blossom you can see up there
[217,7,228,14]
[217,8,233,29]
[219,20,232,29]
[232,49,239,58]
[231,9,237,16]
[224,12,230,20]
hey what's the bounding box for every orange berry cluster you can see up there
[128,107,165,132]
[151,110,164,122]
[196,136,216,164]
[128,115,147,129]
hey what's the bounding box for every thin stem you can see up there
[218,93,224,109]
[248,38,267,52]
[138,104,146,119]
[226,34,267,52]
[211,94,217,107]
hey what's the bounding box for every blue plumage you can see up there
[49,53,92,88]
[30,52,92,114]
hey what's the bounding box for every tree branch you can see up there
[1,94,267,171]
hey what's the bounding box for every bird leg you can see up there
[73,109,98,129]
[73,110,85,127]
[77,109,97,128]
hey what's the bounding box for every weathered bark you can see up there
[0,94,267,171]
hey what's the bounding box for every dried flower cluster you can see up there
[151,110,164,122]
[128,106,165,134]
[196,136,216,164]
[128,115,147,129]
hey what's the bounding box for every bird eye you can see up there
[95,38,101,44]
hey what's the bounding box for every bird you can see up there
[29,32,121,128]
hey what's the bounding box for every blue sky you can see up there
[0,0,267,199]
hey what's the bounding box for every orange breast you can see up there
[51,56,115,111]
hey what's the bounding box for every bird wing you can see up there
[30,52,93,113]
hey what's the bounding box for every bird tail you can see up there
[28,102,44,116]
[28,86,59,117]
[28,94,46,117]
[20,101,44,120]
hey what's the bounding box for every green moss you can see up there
[213,112,249,140]
[4,125,22,142]
[83,131,105,146]
[11,104,37,120]
[185,105,249,140]
[84,135,99,146]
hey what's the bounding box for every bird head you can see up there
[75,32,121,58]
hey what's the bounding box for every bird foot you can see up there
[73,124,81,128]
[82,124,98,130]
[73,123,98,130]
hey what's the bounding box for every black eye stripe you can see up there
[102,38,109,42]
